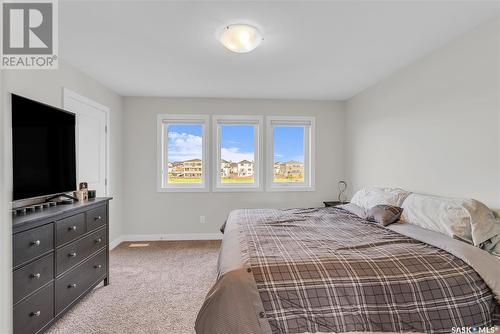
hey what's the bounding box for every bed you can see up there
[195,206,500,334]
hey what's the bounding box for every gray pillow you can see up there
[367,205,403,226]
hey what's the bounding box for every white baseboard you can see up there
[109,233,222,250]
[109,235,125,250]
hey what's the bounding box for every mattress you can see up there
[195,207,500,334]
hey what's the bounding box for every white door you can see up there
[63,89,109,196]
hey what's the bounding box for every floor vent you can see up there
[128,243,150,248]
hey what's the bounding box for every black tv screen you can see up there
[12,94,77,201]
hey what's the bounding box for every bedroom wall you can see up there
[3,61,125,242]
[345,18,500,210]
[0,69,12,334]
[122,97,345,237]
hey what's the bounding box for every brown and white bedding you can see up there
[195,207,500,334]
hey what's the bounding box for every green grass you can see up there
[221,176,254,184]
[167,174,303,184]
[168,174,202,184]
[273,175,304,183]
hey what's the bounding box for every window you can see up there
[213,115,263,191]
[157,115,209,192]
[157,114,314,192]
[266,116,315,191]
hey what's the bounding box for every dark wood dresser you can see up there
[12,198,112,334]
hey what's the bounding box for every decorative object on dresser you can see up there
[88,190,96,199]
[74,182,89,202]
[12,198,112,334]
[323,201,348,207]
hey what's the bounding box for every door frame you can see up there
[63,88,110,196]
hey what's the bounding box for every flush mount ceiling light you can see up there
[220,24,263,53]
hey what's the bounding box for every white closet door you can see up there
[63,89,109,196]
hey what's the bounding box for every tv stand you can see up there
[12,198,112,334]
[45,193,78,202]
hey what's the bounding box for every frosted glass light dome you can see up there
[220,24,262,53]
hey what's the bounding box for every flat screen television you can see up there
[12,94,77,201]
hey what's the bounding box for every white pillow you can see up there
[337,203,367,220]
[463,200,500,247]
[350,187,410,210]
[401,193,498,247]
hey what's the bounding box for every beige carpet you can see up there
[47,240,221,334]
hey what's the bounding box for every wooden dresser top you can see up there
[13,197,112,234]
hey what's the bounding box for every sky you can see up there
[167,124,304,163]
[273,127,304,163]
[220,125,254,162]
[167,124,203,162]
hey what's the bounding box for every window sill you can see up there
[157,187,209,193]
[266,185,315,192]
[213,186,262,193]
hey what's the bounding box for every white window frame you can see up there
[266,116,315,191]
[157,114,209,192]
[213,115,263,192]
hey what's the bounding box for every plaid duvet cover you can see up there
[237,207,499,334]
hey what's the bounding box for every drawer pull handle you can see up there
[95,216,102,221]
[69,252,77,257]
[31,240,41,247]
[95,264,102,269]
[95,237,102,243]
[30,273,41,279]
[68,225,77,231]
[30,311,41,317]
[68,283,77,288]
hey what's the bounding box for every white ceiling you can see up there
[60,1,499,100]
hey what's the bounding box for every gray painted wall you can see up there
[122,97,345,236]
[345,18,500,210]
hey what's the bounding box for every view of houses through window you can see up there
[219,125,255,184]
[167,124,203,184]
[162,117,310,189]
[273,126,305,183]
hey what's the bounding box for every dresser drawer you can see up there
[56,227,107,276]
[56,213,86,246]
[86,205,107,232]
[13,224,53,268]
[55,249,107,314]
[13,254,53,304]
[14,283,54,334]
